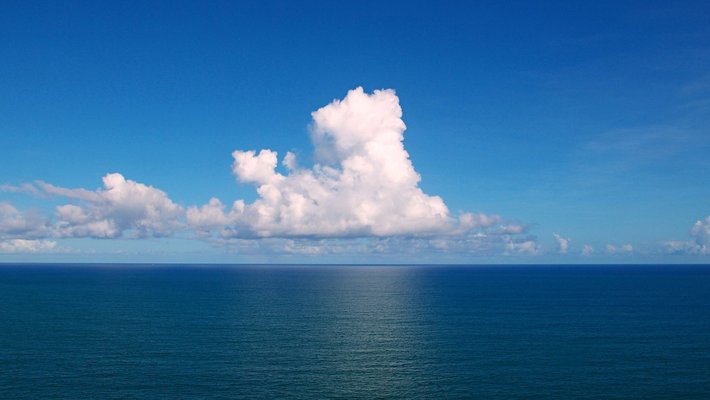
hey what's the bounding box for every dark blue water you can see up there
[1,264,709,399]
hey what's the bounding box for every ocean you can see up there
[1,264,709,399]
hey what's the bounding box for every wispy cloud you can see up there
[584,126,700,169]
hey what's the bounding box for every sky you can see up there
[1,0,709,263]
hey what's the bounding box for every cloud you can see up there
[0,183,42,196]
[503,235,539,255]
[552,233,570,254]
[17,173,184,239]
[691,217,710,252]
[583,126,704,173]
[664,216,710,255]
[186,197,247,238]
[0,239,57,253]
[3,87,537,256]
[210,234,538,259]
[0,202,52,239]
[581,244,594,256]
[35,181,104,202]
[605,243,633,255]
[189,87,502,240]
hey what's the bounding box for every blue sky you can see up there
[1,1,709,263]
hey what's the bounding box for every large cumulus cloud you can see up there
[188,87,494,239]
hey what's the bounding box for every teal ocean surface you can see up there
[1,264,709,398]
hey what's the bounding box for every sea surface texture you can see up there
[1,264,709,399]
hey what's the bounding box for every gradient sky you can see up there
[1,1,709,263]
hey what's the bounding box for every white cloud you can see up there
[581,244,594,256]
[36,173,183,239]
[552,233,570,254]
[190,87,484,239]
[691,216,710,252]
[605,243,633,255]
[664,216,710,255]
[3,87,537,256]
[0,239,57,253]
[186,197,245,235]
[503,235,540,255]
[35,181,103,202]
[0,202,52,239]
[0,183,41,196]
[208,234,538,259]
[663,240,696,254]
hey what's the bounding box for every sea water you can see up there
[1,264,709,398]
